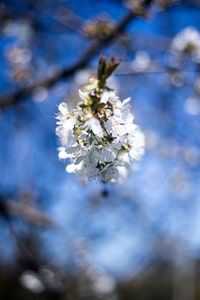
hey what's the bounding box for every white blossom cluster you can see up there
[171,27,200,62]
[56,82,145,183]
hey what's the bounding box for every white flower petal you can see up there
[79,89,89,100]
[88,118,102,135]
[74,155,86,165]
[58,147,68,160]
[66,164,76,173]
[122,97,131,105]
[63,118,76,131]
[58,102,68,115]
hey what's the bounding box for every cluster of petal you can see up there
[56,89,145,183]
[171,27,200,62]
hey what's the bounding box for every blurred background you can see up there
[1,0,200,299]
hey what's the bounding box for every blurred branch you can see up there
[0,194,53,269]
[0,0,153,109]
[116,65,196,74]
[0,194,54,227]
[26,0,84,35]
[0,1,83,35]
[7,200,55,227]
[184,0,200,6]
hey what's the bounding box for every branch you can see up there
[0,194,54,227]
[0,0,153,109]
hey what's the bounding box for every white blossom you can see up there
[171,27,200,62]
[131,51,151,72]
[85,114,103,135]
[19,271,44,294]
[56,81,145,183]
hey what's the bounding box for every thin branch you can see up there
[0,194,54,227]
[0,0,153,109]
[27,0,84,35]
